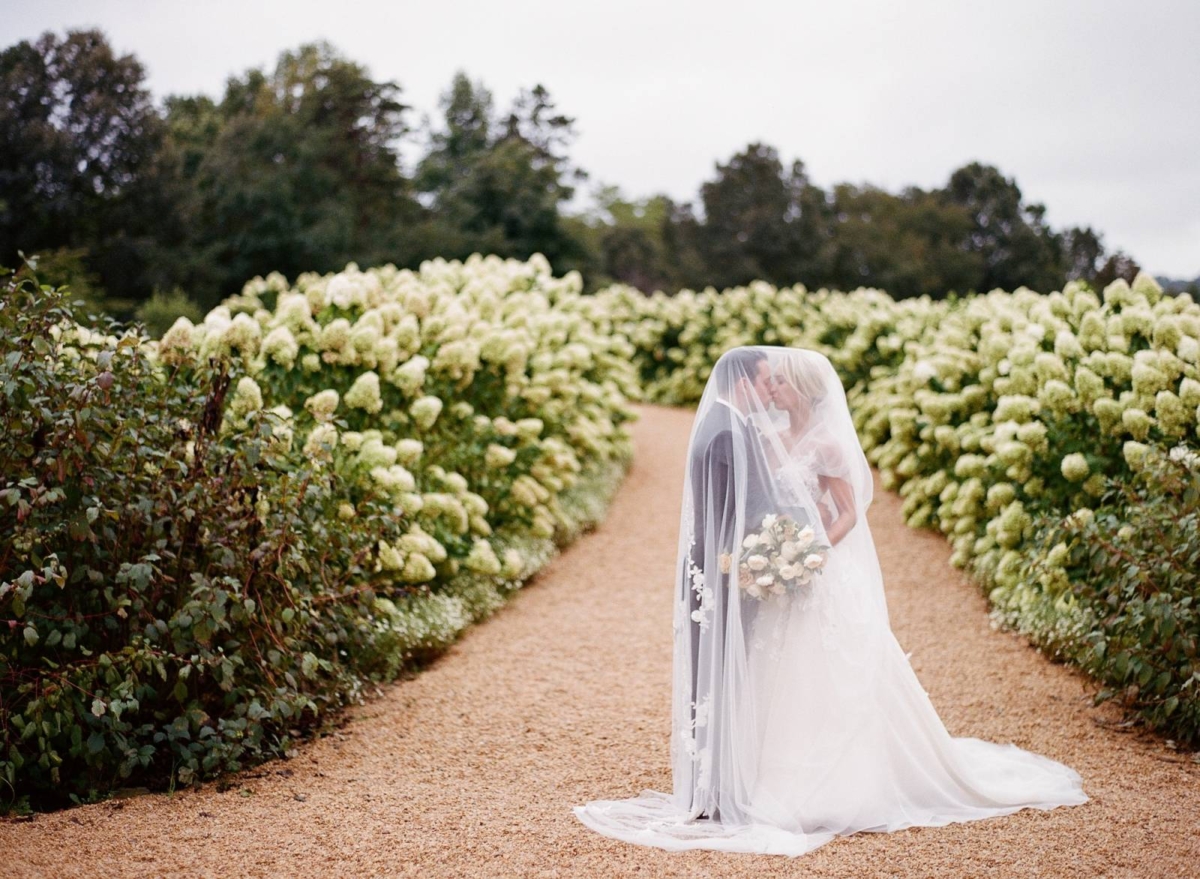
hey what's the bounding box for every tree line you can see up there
[1,27,1155,328]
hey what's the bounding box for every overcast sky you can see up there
[5,0,1199,277]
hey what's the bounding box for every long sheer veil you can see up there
[573,345,1087,856]
[574,345,892,851]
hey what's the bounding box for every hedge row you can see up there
[596,272,1200,744]
[1,256,635,808]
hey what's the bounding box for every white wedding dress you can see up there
[574,346,1088,856]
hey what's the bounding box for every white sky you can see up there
[5,0,1199,277]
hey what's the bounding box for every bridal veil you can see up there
[573,345,1087,856]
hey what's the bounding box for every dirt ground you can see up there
[3,402,1199,878]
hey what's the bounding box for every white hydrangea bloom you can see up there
[344,371,384,413]
[410,395,444,430]
[229,376,263,419]
[393,355,429,396]
[319,318,352,353]
[261,325,299,369]
[358,437,398,469]
[485,443,517,469]
[223,313,262,356]
[1123,441,1149,470]
[464,538,502,575]
[516,418,544,440]
[159,317,197,365]
[1179,336,1200,364]
[377,540,405,572]
[400,552,436,583]
[1121,408,1154,441]
[371,464,416,494]
[501,548,524,579]
[304,389,340,422]
[394,438,423,467]
[1060,453,1090,482]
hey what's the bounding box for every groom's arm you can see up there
[708,430,736,560]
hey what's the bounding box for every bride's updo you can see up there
[778,356,826,404]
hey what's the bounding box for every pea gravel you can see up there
[3,402,1199,878]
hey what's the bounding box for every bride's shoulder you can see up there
[803,431,850,468]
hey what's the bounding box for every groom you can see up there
[683,348,777,819]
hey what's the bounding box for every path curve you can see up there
[4,403,1199,878]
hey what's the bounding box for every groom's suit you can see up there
[683,397,777,817]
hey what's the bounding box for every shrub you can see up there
[1000,443,1200,744]
[594,270,1200,743]
[0,273,424,807]
[134,287,204,339]
[1,257,635,810]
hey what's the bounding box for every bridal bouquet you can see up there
[720,513,829,600]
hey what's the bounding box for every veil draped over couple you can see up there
[574,346,1088,856]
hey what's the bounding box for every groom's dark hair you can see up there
[714,348,767,399]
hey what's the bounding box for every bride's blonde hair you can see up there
[778,356,825,403]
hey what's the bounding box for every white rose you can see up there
[803,552,825,570]
[747,554,769,571]
[761,514,778,528]
[742,534,760,549]
[779,540,801,561]
[796,526,815,548]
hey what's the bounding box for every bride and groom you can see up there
[574,345,1088,856]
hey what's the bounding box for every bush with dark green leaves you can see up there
[0,274,421,807]
[996,443,1200,744]
[0,271,630,810]
[134,287,204,339]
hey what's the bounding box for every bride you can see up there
[573,345,1088,856]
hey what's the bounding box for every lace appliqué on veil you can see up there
[679,691,712,768]
[676,529,715,782]
[685,538,713,632]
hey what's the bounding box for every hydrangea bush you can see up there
[594,279,929,404]
[1,255,635,809]
[1004,444,1200,742]
[600,271,1200,743]
[157,253,637,564]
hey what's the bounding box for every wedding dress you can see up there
[573,345,1088,856]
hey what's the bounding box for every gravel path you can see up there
[4,402,1199,878]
